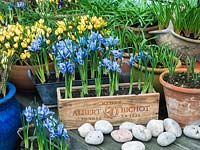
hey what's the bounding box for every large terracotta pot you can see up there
[149,21,200,61]
[160,68,200,127]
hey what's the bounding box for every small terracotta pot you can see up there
[9,63,54,92]
[159,68,200,127]
[9,65,36,92]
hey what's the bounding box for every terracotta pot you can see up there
[9,65,36,92]
[9,63,54,92]
[149,21,200,61]
[159,68,200,127]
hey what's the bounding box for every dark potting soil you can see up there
[163,72,200,88]
[63,86,142,98]
[146,62,165,69]
[180,31,199,40]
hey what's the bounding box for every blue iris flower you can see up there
[129,55,137,67]
[110,62,121,73]
[29,36,44,52]
[37,104,54,121]
[76,48,87,65]
[53,39,74,60]
[66,61,75,75]
[16,1,26,9]
[90,31,99,41]
[44,117,58,133]
[137,51,151,62]
[79,37,87,47]
[58,61,75,75]
[58,62,67,74]
[112,50,123,59]
[89,40,97,51]
[49,124,70,141]
[103,37,119,47]
[23,106,34,123]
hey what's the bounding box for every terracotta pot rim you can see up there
[159,68,200,94]
[134,58,182,73]
[171,30,200,44]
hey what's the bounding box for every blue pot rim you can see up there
[0,82,16,105]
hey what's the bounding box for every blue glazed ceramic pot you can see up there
[0,82,21,150]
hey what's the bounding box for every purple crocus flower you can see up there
[58,0,64,9]
[23,106,34,123]
[37,104,54,120]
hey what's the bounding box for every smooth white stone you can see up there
[183,125,200,139]
[164,118,182,137]
[132,125,152,141]
[78,123,94,138]
[85,131,104,145]
[111,129,133,143]
[157,132,176,147]
[147,119,164,137]
[95,120,113,134]
[119,122,136,131]
[122,141,145,150]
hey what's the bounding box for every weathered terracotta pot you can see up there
[159,68,200,127]
[149,21,200,61]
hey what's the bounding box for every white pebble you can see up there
[85,131,104,145]
[78,123,94,138]
[157,132,176,147]
[122,141,145,150]
[164,118,182,137]
[147,120,164,137]
[95,120,113,134]
[132,125,152,141]
[111,129,133,143]
[119,122,136,131]
[183,125,200,139]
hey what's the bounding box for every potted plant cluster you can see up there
[0,45,21,149]
[150,0,200,61]
[160,56,200,127]
[18,104,70,150]
[55,31,160,129]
